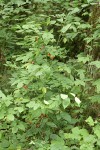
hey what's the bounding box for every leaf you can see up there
[90,61,100,69]
[12,126,18,134]
[26,101,40,110]
[0,90,6,99]
[50,138,65,150]
[17,82,24,88]
[44,100,49,105]
[1,140,9,148]
[11,0,25,6]
[93,125,100,138]
[75,97,81,106]
[90,95,100,103]
[60,94,68,99]
[70,7,80,15]
[18,123,25,131]
[60,94,70,109]
[75,79,85,86]
[77,55,90,63]
[42,87,47,94]
[42,31,54,44]
[62,97,70,109]
[93,79,100,93]
[47,122,57,128]
[7,114,14,121]
[26,101,35,108]
[85,116,94,126]
[61,112,71,123]
[14,107,24,113]
[61,24,71,33]
[0,110,5,119]
[87,0,93,3]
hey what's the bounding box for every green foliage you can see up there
[0,0,100,149]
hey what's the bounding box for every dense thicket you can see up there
[0,0,100,149]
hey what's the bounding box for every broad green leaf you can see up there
[26,101,35,108]
[26,101,40,110]
[1,140,9,148]
[42,31,54,44]
[62,97,70,109]
[61,24,71,33]
[78,55,90,63]
[87,0,93,3]
[90,95,100,103]
[7,114,14,121]
[93,125,100,138]
[75,79,85,86]
[14,107,24,113]
[0,90,6,99]
[18,123,25,131]
[60,94,68,100]
[47,122,57,128]
[93,79,100,93]
[12,126,18,133]
[17,82,24,88]
[70,8,80,15]
[90,61,100,69]
[85,116,94,126]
